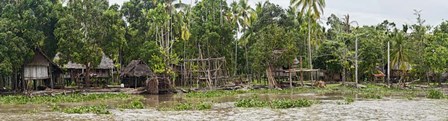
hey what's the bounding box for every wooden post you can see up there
[50,66,54,90]
[300,57,304,86]
[134,78,137,89]
[387,41,391,87]
[355,37,358,88]
[289,59,293,88]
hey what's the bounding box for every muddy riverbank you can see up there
[1,99,447,121]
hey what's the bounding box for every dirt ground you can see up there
[1,99,447,121]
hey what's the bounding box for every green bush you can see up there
[235,98,313,109]
[270,99,312,109]
[195,102,212,110]
[427,90,445,99]
[0,93,136,105]
[175,102,212,110]
[344,97,355,104]
[235,98,268,108]
[186,90,247,98]
[118,100,145,109]
[174,103,194,110]
[361,93,382,99]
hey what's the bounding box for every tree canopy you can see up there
[2,0,448,85]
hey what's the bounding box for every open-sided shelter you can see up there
[121,60,153,88]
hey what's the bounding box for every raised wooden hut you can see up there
[62,54,115,87]
[121,60,153,88]
[23,48,62,90]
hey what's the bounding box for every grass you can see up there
[118,99,145,109]
[182,84,427,100]
[0,93,137,105]
[235,98,314,109]
[344,97,355,104]
[158,102,212,111]
[270,99,313,109]
[0,93,145,114]
[234,98,268,108]
[427,89,445,99]
[60,105,110,114]
[51,99,146,114]
[186,90,247,98]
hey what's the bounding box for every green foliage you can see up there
[59,105,110,114]
[235,98,268,108]
[3,0,448,90]
[55,0,109,67]
[118,100,145,109]
[186,90,247,98]
[195,102,212,110]
[171,102,212,111]
[174,103,193,110]
[0,93,136,105]
[270,99,313,109]
[249,24,298,71]
[344,97,355,104]
[424,21,448,73]
[235,98,313,109]
[427,90,445,99]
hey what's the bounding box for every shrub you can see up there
[195,102,212,110]
[235,98,313,109]
[119,100,145,109]
[361,93,382,99]
[344,97,355,104]
[61,105,110,114]
[0,93,137,105]
[427,90,445,99]
[174,103,194,110]
[235,98,268,108]
[186,90,247,98]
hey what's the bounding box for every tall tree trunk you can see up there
[266,64,277,89]
[234,29,238,76]
[300,57,304,86]
[308,17,313,81]
[342,68,346,85]
[85,63,91,88]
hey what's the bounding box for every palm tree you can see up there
[238,0,253,32]
[230,1,239,76]
[291,0,326,74]
[390,27,411,85]
[237,0,254,76]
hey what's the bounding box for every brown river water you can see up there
[1,93,447,121]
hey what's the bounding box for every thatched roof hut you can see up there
[62,54,114,69]
[121,60,152,77]
[24,48,62,80]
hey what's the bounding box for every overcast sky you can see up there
[109,0,448,27]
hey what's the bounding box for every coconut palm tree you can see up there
[237,0,254,75]
[390,27,411,85]
[230,1,240,76]
[290,0,326,72]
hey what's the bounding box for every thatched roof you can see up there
[121,60,152,77]
[63,54,114,69]
[97,55,114,69]
[25,48,62,72]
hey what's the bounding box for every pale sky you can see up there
[109,0,448,27]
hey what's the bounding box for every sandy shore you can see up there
[1,99,447,121]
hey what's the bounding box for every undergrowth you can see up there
[427,89,445,99]
[0,93,137,105]
[235,98,314,109]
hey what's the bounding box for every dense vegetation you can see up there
[1,0,447,85]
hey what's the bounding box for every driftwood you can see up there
[313,81,326,88]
